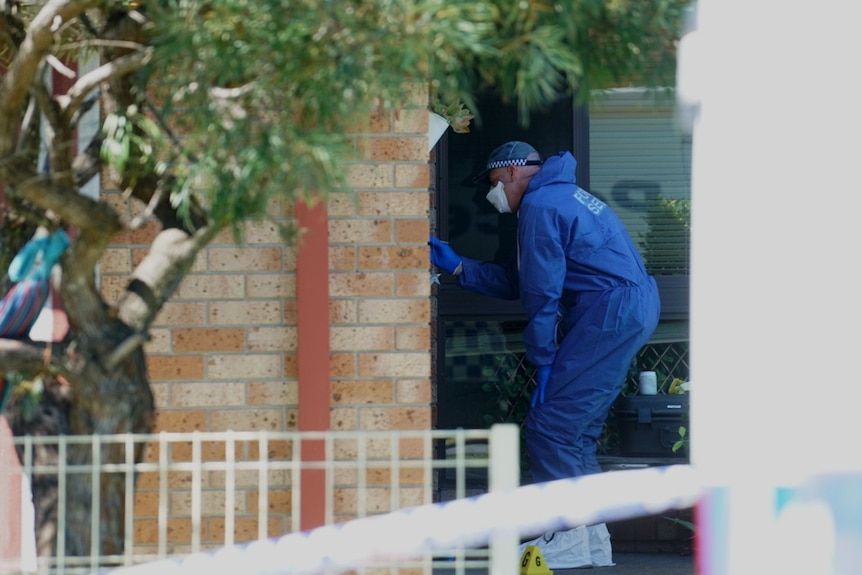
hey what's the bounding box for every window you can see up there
[589,88,691,344]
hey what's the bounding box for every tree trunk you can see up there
[7,376,70,567]
[65,337,155,561]
[7,336,155,566]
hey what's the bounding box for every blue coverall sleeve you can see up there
[518,209,566,367]
[457,256,520,300]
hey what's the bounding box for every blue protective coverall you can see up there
[457,152,660,482]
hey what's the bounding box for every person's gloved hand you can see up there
[429,236,462,275]
[530,365,553,408]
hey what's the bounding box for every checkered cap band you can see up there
[486,158,533,170]
[471,141,543,183]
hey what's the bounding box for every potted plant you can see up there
[428,99,475,150]
[433,100,475,134]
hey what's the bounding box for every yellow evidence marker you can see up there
[519,545,553,575]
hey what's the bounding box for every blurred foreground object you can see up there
[681,0,862,573]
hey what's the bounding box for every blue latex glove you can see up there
[428,236,462,275]
[530,365,553,408]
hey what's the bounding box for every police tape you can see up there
[103,464,702,575]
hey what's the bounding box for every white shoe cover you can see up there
[586,523,615,567]
[518,526,592,569]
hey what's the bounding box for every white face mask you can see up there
[485,181,511,214]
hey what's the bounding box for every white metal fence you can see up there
[4,425,522,575]
[3,425,701,575]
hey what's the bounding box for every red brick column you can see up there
[296,199,331,530]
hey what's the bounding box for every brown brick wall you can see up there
[101,103,432,435]
[102,85,434,546]
[105,206,299,435]
[328,85,432,437]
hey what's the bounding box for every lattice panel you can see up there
[475,341,690,427]
[480,352,534,427]
[626,341,690,395]
[443,320,690,468]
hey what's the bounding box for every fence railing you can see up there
[3,425,521,575]
[3,425,701,575]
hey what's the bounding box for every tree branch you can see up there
[0,0,97,155]
[15,172,122,234]
[0,11,25,57]
[102,333,147,372]
[57,45,153,121]
[117,226,221,334]
[71,129,103,187]
[17,93,42,157]
[0,338,75,380]
[30,61,67,166]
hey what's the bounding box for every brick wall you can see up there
[100,206,300,435]
[328,89,433,433]
[100,85,434,547]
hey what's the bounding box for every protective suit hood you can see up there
[525,151,578,195]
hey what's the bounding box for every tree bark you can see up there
[65,340,155,560]
[4,332,155,563]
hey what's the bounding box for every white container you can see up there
[638,371,658,395]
